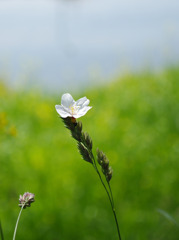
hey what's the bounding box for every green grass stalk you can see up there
[13,204,25,240]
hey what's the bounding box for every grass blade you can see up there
[157,208,179,227]
[0,221,4,240]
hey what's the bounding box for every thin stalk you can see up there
[95,165,122,240]
[90,150,122,240]
[108,182,114,206]
[0,221,4,240]
[108,182,122,240]
[93,163,114,208]
[88,150,113,207]
[80,135,114,209]
[13,204,24,240]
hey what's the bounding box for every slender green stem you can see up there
[0,221,4,240]
[88,151,113,206]
[93,163,114,208]
[13,204,24,240]
[108,182,114,205]
[108,182,122,240]
[90,150,122,240]
[95,165,122,240]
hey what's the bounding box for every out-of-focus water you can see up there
[0,0,179,91]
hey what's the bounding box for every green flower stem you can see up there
[90,155,113,207]
[108,182,122,240]
[0,221,4,240]
[93,162,114,208]
[88,149,122,240]
[93,162,122,240]
[13,204,25,240]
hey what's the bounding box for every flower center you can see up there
[70,105,76,115]
[69,105,80,116]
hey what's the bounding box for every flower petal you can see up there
[74,106,92,118]
[55,105,72,118]
[61,93,75,108]
[76,97,90,107]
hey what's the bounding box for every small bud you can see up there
[78,142,92,164]
[83,132,92,150]
[76,121,82,133]
[72,121,83,141]
[96,149,109,170]
[105,166,113,182]
[98,149,104,160]
[71,131,81,141]
[101,155,109,170]
[19,192,35,209]
[62,117,76,131]
[96,148,104,165]
[71,117,76,123]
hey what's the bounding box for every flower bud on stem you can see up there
[13,192,35,240]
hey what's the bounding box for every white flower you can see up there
[55,93,92,119]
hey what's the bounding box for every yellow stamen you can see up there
[70,106,75,115]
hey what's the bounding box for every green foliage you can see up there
[0,67,179,240]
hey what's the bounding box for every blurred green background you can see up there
[1,67,179,240]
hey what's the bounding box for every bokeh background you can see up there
[0,0,179,240]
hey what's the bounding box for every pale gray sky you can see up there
[0,0,178,91]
